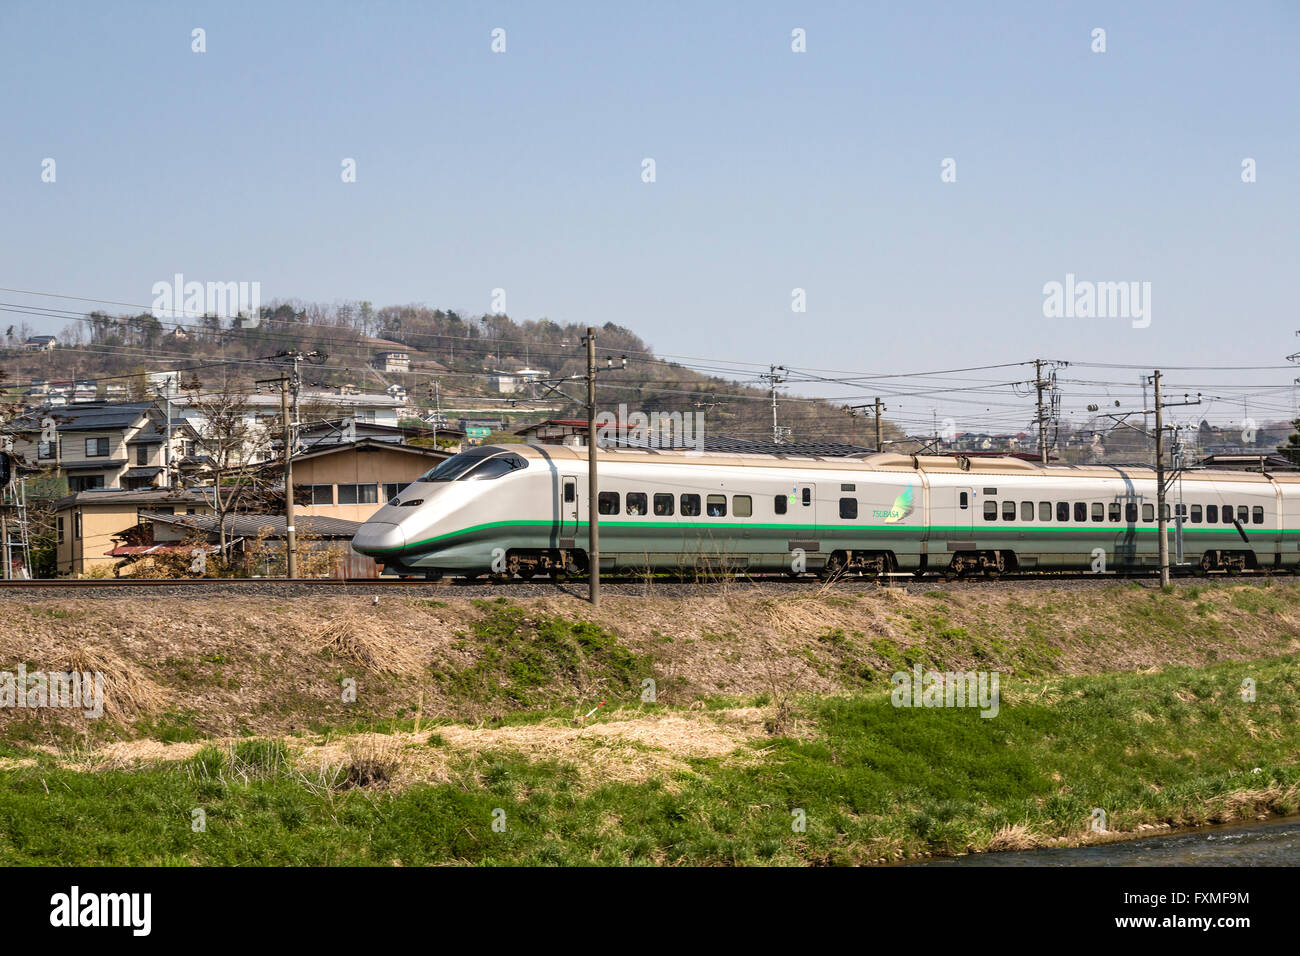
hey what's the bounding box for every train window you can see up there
[681,494,701,516]
[706,495,727,517]
[841,484,856,492]
[1108,502,1121,522]
[1142,504,1154,522]
[598,492,619,515]
[1126,502,1138,522]
[1074,503,1087,522]
[626,493,648,516]
[1091,503,1104,522]
[839,498,858,519]
[1021,501,1034,521]
[1175,504,1187,518]
[654,493,674,516]
[734,495,753,517]
[1253,506,1264,524]
[1057,502,1069,522]
[959,492,968,510]
[464,454,528,481]
[984,501,998,521]
[1039,501,1051,521]
[802,488,812,507]
[420,447,527,482]
[1238,506,1249,524]
[564,482,576,503]
[1190,505,1202,523]
[1206,504,1218,523]
[1002,501,1016,521]
[774,494,787,515]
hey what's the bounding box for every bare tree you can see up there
[181,373,273,551]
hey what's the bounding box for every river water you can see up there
[914,816,1300,866]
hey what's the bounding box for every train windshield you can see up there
[418,448,528,482]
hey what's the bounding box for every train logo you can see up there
[876,485,915,523]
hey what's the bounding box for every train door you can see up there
[796,483,816,530]
[561,476,579,537]
[956,487,974,533]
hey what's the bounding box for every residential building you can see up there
[23,335,56,351]
[285,438,449,522]
[371,351,411,374]
[51,488,211,576]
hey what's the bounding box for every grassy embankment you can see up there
[1,581,1298,864]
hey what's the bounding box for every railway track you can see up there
[0,569,1290,600]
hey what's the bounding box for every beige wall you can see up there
[293,447,441,523]
[55,502,210,576]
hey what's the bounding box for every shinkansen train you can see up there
[351,443,1300,579]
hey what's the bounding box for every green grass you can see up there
[1,654,1297,865]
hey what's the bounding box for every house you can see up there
[371,351,410,374]
[109,511,374,577]
[281,438,450,522]
[386,383,408,402]
[490,367,549,394]
[23,335,56,351]
[51,487,212,576]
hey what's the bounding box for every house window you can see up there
[69,475,104,492]
[383,483,405,502]
[38,441,55,460]
[136,444,149,466]
[839,498,857,519]
[74,512,82,539]
[598,491,619,515]
[733,495,752,518]
[308,485,334,505]
[57,517,64,545]
[337,483,378,505]
[85,437,109,457]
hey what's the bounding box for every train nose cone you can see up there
[352,521,405,555]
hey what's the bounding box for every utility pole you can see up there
[1034,358,1049,463]
[1153,370,1168,588]
[281,376,298,578]
[584,327,599,608]
[762,365,787,443]
[874,397,885,451]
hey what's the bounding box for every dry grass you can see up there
[312,610,425,675]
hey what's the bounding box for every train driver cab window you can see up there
[706,495,727,517]
[626,492,647,516]
[1108,502,1121,522]
[1002,501,1016,521]
[1039,501,1051,521]
[598,491,620,515]
[653,493,674,516]
[1252,506,1264,524]
[774,494,788,515]
[681,494,701,517]
[840,498,857,519]
[1142,504,1154,522]
[1206,504,1218,523]
[1057,502,1069,522]
[984,501,998,521]
[1126,502,1138,523]
[734,495,753,517]
[1021,501,1034,521]
[1091,503,1104,522]
[1190,505,1202,523]
[959,492,968,510]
